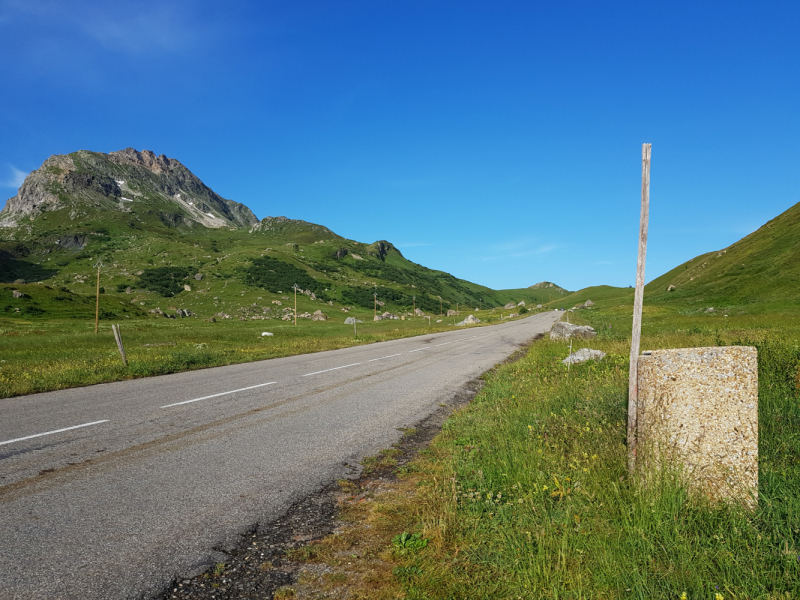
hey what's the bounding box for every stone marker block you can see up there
[637,346,758,505]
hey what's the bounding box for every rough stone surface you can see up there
[261,332,274,337]
[517,301,525,307]
[446,309,457,316]
[311,311,327,321]
[549,321,596,340]
[457,314,481,325]
[194,273,203,281]
[414,308,425,316]
[637,346,758,505]
[12,290,25,298]
[503,302,516,309]
[343,317,363,325]
[562,348,606,365]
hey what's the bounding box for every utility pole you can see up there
[628,143,651,473]
[293,283,298,326]
[94,259,103,335]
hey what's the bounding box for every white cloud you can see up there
[0,166,28,189]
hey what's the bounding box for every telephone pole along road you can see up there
[0,311,562,599]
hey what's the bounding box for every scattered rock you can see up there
[272,300,282,305]
[562,348,606,365]
[550,321,597,340]
[503,302,516,309]
[517,301,526,307]
[584,300,595,307]
[436,319,442,322]
[381,312,399,320]
[183,284,191,292]
[207,317,216,323]
[310,293,317,300]
[311,310,328,321]
[12,290,25,299]
[414,308,425,317]
[667,284,676,292]
[376,300,386,307]
[344,317,363,325]
[194,273,204,281]
[340,307,349,312]
[507,313,518,318]
[176,308,192,317]
[374,315,383,321]
[446,309,458,317]
[536,304,542,308]
[705,307,715,313]
[303,289,311,296]
[351,253,363,260]
[149,308,164,315]
[298,312,312,319]
[261,332,274,337]
[457,315,481,326]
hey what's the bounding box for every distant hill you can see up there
[0,148,547,319]
[644,202,800,308]
[528,281,569,294]
[554,201,800,313]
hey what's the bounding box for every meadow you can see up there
[0,304,533,399]
[280,306,800,600]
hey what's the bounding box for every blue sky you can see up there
[1,1,798,291]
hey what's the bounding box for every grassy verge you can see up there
[0,307,536,398]
[284,311,800,599]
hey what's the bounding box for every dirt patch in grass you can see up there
[156,378,484,600]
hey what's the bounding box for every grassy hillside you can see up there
[0,150,559,324]
[646,202,800,310]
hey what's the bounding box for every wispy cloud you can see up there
[0,166,28,189]
[1,0,205,57]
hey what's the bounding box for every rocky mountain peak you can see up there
[0,148,258,230]
[109,148,181,175]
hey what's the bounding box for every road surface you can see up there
[0,311,561,599]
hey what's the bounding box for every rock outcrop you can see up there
[550,321,597,340]
[457,315,481,326]
[562,348,606,365]
[1,148,258,229]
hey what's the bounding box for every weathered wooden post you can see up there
[628,143,651,473]
[94,260,103,335]
[111,324,127,366]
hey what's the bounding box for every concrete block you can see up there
[637,346,758,505]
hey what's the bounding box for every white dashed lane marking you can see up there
[0,420,110,447]
[161,382,277,408]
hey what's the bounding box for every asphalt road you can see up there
[0,311,562,599]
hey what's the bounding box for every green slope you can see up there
[0,149,559,321]
[645,201,800,309]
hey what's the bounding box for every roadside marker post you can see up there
[628,143,651,473]
[94,259,103,335]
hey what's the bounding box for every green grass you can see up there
[0,305,538,398]
[336,308,800,599]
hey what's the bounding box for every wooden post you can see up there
[94,260,102,335]
[628,143,651,473]
[111,324,128,366]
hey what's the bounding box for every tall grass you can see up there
[384,326,800,599]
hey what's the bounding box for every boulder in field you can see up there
[562,348,606,365]
[457,314,481,326]
[550,321,597,340]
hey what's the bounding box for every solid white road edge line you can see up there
[0,420,110,447]
[367,353,403,362]
[302,363,361,377]
[161,382,278,408]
